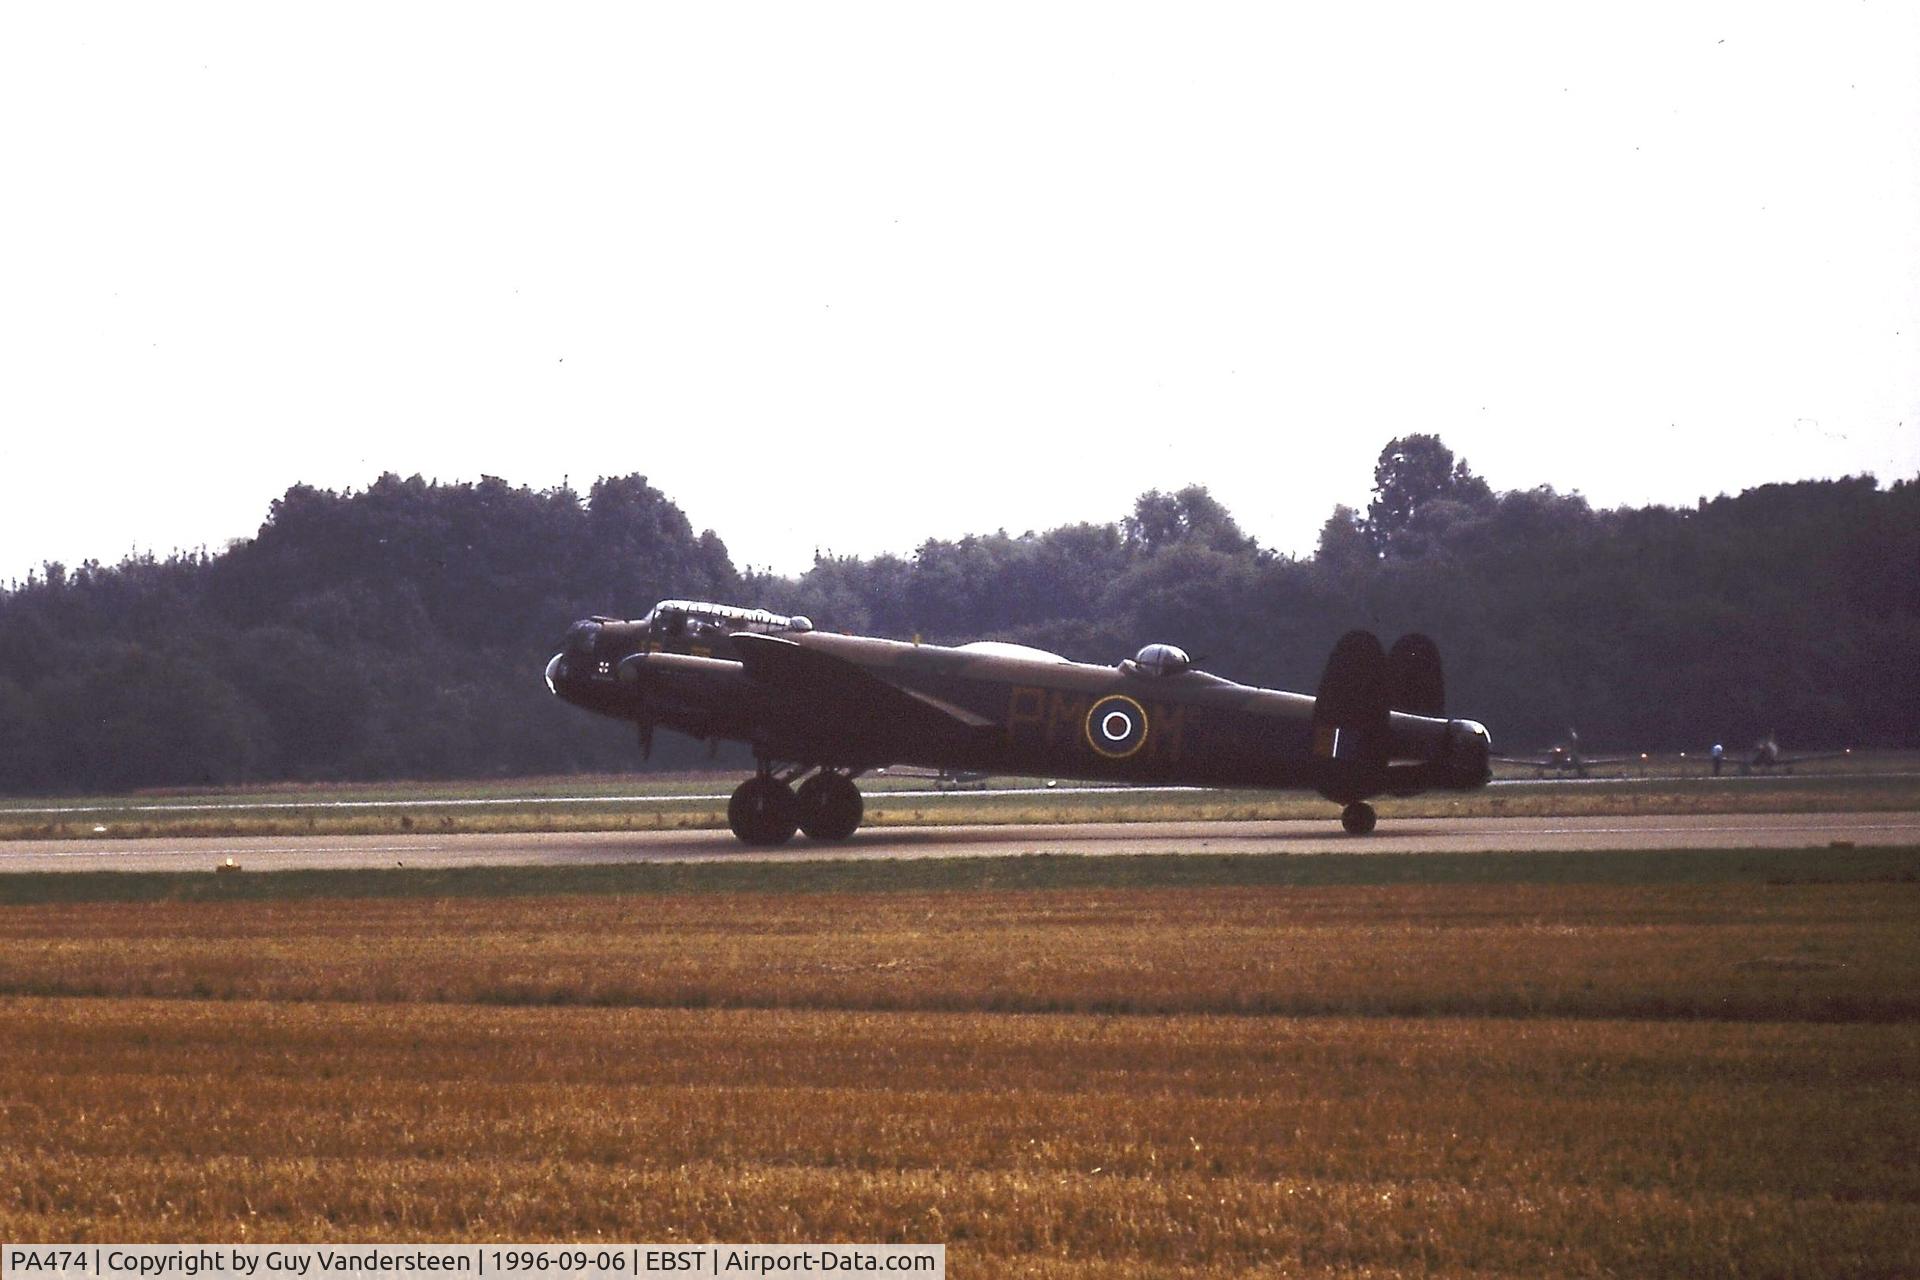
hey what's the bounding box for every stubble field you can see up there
[3,848,1917,1276]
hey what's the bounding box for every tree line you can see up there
[1,438,1914,793]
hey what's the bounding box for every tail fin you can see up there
[1386,633,1445,717]
[1312,630,1390,774]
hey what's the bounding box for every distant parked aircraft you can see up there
[1741,733,1852,774]
[878,767,993,790]
[1495,730,1629,778]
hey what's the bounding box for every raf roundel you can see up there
[1084,694,1150,759]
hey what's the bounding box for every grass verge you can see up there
[0,843,1914,906]
[3,767,1917,841]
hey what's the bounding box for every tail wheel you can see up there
[797,772,863,841]
[1340,802,1377,836]
[728,776,799,846]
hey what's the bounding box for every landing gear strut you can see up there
[1340,801,1377,836]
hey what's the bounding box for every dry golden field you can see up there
[3,857,1918,1276]
[4,881,1918,1022]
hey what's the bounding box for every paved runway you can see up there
[0,811,1913,873]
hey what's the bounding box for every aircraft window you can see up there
[648,600,813,636]
[565,620,601,654]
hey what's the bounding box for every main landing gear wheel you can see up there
[1340,802,1377,836]
[728,776,799,846]
[796,772,863,841]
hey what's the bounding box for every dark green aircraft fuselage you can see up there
[546,602,1493,815]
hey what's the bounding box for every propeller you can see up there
[616,651,658,761]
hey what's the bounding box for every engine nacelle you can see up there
[1442,718,1493,788]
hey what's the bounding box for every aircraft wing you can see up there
[1776,749,1854,766]
[731,633,996,744]
[1492,752,1630,770]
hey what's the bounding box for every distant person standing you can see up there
[1711,742,1724,776]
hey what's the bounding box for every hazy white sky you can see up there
[3,2,1915,583]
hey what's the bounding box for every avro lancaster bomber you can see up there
[546,600,1494,844]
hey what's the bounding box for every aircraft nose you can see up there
[549,617,610,697]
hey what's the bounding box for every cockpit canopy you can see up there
[639,600,814,641]
[1125,643,1191,676]
[563,616,617,654]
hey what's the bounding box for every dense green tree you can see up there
[22,644,273,791]
[0,451,1913,795]
[1124,486,1257,556]
[1314,505,1372,577]
[1365,434,1495,556]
